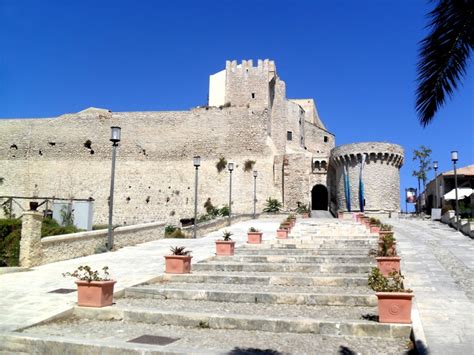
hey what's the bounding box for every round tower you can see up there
[330,142,404,215]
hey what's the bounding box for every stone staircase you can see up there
[7,219,412,354]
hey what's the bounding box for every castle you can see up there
[0,60,404,225]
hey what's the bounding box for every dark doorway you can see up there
[311,184,328,210]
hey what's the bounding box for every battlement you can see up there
[225,59,276,74]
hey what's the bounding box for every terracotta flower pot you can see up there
[376,292,414,324]
[276,229,288,239]
[370,225,381,233]
[215,240,235,256]
[338,212,344,219]
[165,255,192,274]
[302,213,309,218]
[247,232,263,244]
[75,280,116,308]
[376,256,401,276]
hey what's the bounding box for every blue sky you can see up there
[1,0,472,209]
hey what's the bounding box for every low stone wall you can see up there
[182,214,262,238]
[41,221,165,265]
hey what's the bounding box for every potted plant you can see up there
[379,224,393,238]
[216,230,235,256]
[63,265,116,308]
[276,223,289,239]
[369,218,381,233]
[296,204,309,218]
[165,246,192,274]
[368,268,414,324]
[287,214,296,227]
[247,227,263,244]
[376,233,400,276]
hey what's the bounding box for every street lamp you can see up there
[108,126,121,251]
[433,161,439,208]
[253,170,258,218]
[228,162,234,225]
[451,151,460,231]
[193,156,201,239]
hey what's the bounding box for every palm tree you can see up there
[416,0,473,126]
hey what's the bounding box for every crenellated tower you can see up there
[331,142,404,214]
[209,59,276,110]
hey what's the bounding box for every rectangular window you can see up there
[324,136,328,142]
[251,93,255,99]
[287,131,293,141]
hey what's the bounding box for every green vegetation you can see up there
[368,268,411,293]
[243,160,256,172]
[0,217,81,267]
[216,157,227,173]
[263,197,283,213]
[63,265,111,282]
[164,225,186,238]
[221,230,232,241]
[170,246,191,256]
[198,199,230,223]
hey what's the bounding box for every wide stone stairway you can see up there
[10,218,413,354]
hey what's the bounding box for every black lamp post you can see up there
[228,162,234,225]
[253,170,258,219]
[193,156,201,239]
[451,151,460,231]
[108,126,121,251]
[433,161,439,209]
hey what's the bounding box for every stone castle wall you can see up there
[0,107,281,224]
[331,142,404,213]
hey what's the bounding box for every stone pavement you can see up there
[387,217,474,355]
[0,218,280,333]
[1,217,414,354]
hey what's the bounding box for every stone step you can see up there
[235,248,320,255]
[234,247,369,256]
[155,273,368,287]
[72,306,410,339]
[116,298,377,322]
[208,255,374,264]
[14,319,412,354]
[192,262,373,274]
[138,282,373,295]
[294,235,377,240]
[125,285,376,306]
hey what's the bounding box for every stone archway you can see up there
[311,184,328,210]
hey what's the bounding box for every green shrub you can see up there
[164,226,186,238]
[0,218,22,266]
[243,160,255,172]
[216,157,227,173]
[219,205,230,217]
[41,217,80,237]
[368,268,411,293]
[92,224,109,230]
[263,198,283,213]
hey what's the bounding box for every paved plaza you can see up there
[0,216,473,354]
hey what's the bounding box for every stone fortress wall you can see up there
[331,142,404,214]
[0,59,403,226]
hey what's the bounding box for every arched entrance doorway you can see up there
[311,184,328,210]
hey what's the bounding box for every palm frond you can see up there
[416,0,473,126]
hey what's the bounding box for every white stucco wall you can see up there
[208,69,226,107]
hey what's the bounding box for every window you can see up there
[251,93,255,99]
[287,131,293,141]
[324,136,328,143]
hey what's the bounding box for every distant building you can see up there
[423,164,474,216]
